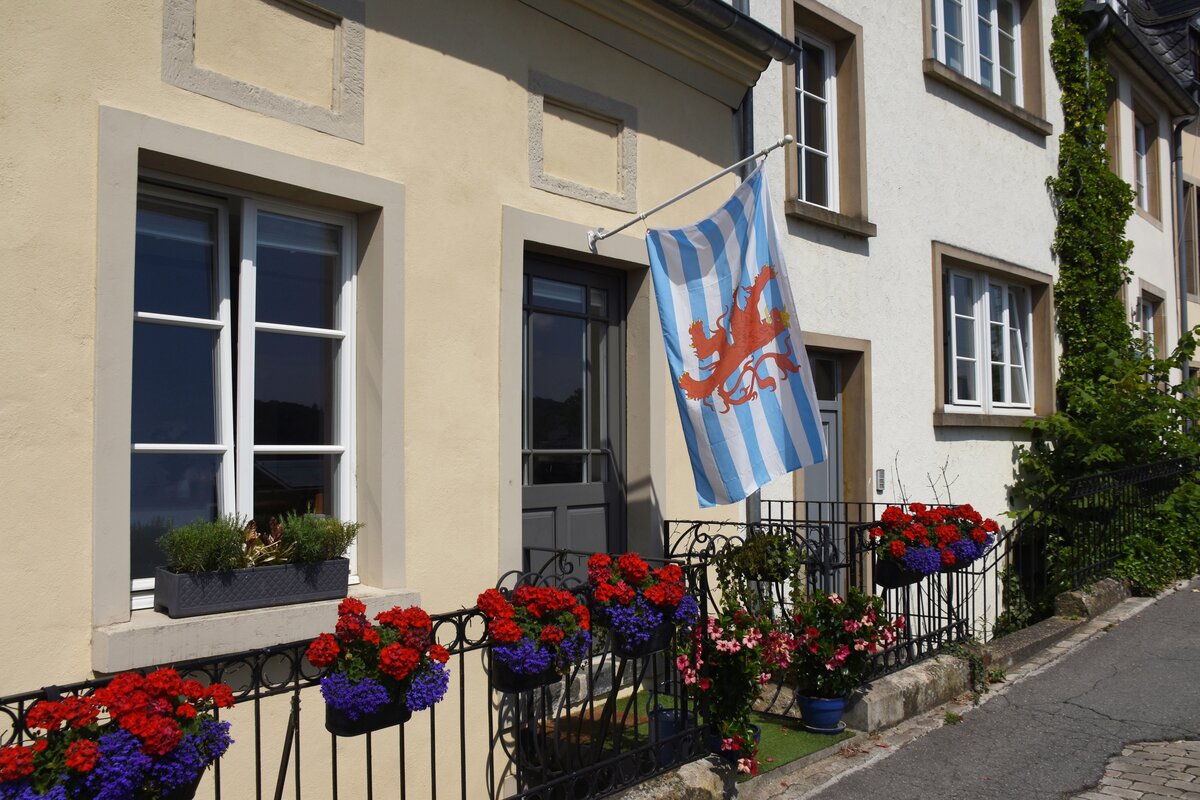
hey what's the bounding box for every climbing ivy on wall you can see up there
[1010,0,1200,603]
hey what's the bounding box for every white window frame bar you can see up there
[795,32,839,211]
[130,187,235,606]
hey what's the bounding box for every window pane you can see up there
[256,212,341,330]
[952,275,974,312]
[945,39,965,73]
[1011,366,1029,405]
[989,288,1004,328]
[978,16,994,60]
[803,96,828,151]
[529,313,584,449]
[990,323,1004,363]
[135,200,217,319]
[254,332,336,445]
[998,0,1016,35]
[944,0,963,40]
[955,317,976,358]
[804,150,829,207]
[998,33,1016,73]
[531,277,586,313]
[956,359,977,401]
[253,454,336,531]
[992,363,1005,402]
[980,61,994,90]
[1000,71,1017,103]
[132,322,218,444]
[131,453,221,580]
[802,43,826,97]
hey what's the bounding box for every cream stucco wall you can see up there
[0,0,742,696]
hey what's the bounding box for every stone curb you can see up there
[612,578,1191,799]
[1055,577,1132,620]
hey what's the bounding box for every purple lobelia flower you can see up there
[406,662,450,712]
[900,546,943,576]
[320,672,390,720]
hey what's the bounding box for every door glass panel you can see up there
[135,200,217,320]
[589,289,608,316]
[528,313,585,450]
[803,97,827,151]
[952,274,974,313]
[802,43,826,96]
[130,453,221,580]
[256,212,341,330]
[811,357,838,401]
[955,317,975,357]
[531,454,585,485]
[253,454,336,529]
[531,278,586,313]
[132,322,219,444]
[254,332,336,445]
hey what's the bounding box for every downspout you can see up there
[1174,114,1195,381]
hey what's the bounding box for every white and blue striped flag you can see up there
[645,164,826,507]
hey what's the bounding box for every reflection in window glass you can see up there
[130,453,221,580]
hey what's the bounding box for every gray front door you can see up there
[521,256,624,574]
[803,355,843,506]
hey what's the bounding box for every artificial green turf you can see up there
[741,713,854,780]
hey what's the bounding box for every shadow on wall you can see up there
[366,0,734,170]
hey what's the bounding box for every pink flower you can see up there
[894,613,906,630]
[676,655,689,671]
[853,638,868,651]
[843,619,861,633]
[758,671,771,685]
[716,638,742,654]
[834,644,850,664]
[722,738,736,752]
[737,757,754,774]
[827,593,843,604]
[742,628,763,648]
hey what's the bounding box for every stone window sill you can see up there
[922,59,1052,138]
[92,585,419,673]
[933,410,1042,429]
[784,200,877,238]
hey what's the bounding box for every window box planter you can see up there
[154,558,350,618]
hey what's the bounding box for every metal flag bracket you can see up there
[587,134,793,253]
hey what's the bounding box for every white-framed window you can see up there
[930,0,1022,105]
[1137,294,1163,359]
[945,269,1033,411]
[1134,116,1150,212]
[794,33,837,210]
[130,181,357,608]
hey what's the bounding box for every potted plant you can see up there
[154,512,361,618]
[587,553,699,658]
[675,603,795,776]
[868,503,999,589]
[476,585,591,692]
[0,668,234,799]
[787,588,904,732]
[305,598,450,737]
[713,527,801,617]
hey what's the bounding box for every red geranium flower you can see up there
[307,632,341,668]
[379,644,421,681]
[65,740,99,773]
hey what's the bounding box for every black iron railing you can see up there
[3,461,1193,799]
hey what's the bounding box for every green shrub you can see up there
[279,512,361,563]
[158,516,248,573]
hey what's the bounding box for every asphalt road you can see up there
[807,578,1200,800]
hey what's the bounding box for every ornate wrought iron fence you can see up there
[0,553,704,800]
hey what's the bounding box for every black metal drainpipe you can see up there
[1173,114,1195,382]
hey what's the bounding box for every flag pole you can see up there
[587,134,793,252]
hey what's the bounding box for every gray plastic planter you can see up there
[154,558,350,618]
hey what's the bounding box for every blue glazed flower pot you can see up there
[797,695,848,733]
[648,707,697,766]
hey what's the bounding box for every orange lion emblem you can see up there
[678,266,802,412]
